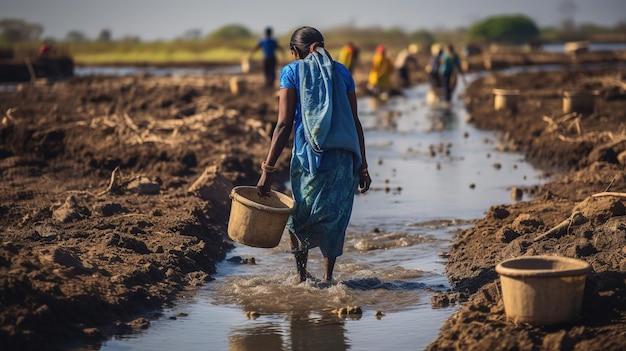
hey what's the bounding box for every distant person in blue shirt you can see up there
[439,44,464,102]
[250,26,284,88]
[429,48,443,87]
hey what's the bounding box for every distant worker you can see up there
[37,41,60,80]
[429,47,443,88]
[439,44,464,102]
[367,45,393,95]
[38,42,54,59]
[337,42,360,73]
[394,44,419,88]
[250,26,284,88]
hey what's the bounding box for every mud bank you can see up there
[427,67,626,350]
[0,73,289,350]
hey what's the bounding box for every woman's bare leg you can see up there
[323,256,337,282]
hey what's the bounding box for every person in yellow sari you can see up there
[337,42,359,73]
[367,45,393,94]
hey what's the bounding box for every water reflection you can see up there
[227,308,350,351]
[288,313,348,351]
[425,107,458,133]
[229,322,285,351]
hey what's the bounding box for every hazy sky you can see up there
[2,0,625,41]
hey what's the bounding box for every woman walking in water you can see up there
[257,26,371,284]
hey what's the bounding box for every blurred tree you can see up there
[578,23,609,35]
[385,27,406,38]
[468,15,540,44]
[539,26,560,42]
[180,28,203,41]
[65,30,89,42]
[98,29,112,42]
[120,35,141,43]
[0,18,43,43]
[207,24,253,40]
[410,29,435,48]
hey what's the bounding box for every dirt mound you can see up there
[427,67,626,350]
[0,73,290,349]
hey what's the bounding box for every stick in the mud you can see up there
[591,191,626,198]
[97,166,120,196]
[542,115,559,132]
[24,57,36,83]
[533,211,587,242]
[535,190,626,242]
[603,177,617,192]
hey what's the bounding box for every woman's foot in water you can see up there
[296,270,320,283]
[316,278,336,289]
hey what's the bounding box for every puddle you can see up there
[99,74,546,351]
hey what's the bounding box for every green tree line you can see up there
[1,16,624,64]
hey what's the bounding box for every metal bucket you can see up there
[496,255,591,325]
[228,186,294,248]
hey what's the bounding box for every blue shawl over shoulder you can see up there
[297,47,362,174]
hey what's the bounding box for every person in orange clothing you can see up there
[367,45,393,95]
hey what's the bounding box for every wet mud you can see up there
[427,66,626,350]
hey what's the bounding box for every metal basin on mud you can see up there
[495,255,591,325]
[228,186,294,248]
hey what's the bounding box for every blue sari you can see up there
[279,49,361,257]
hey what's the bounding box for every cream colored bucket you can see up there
[241,58,251,74]
[241,58,259,74]
[493,89,520,111]
[229,77,246,95]
[228,186,294,248]
[496,255,591,325]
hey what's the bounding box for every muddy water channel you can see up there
[99,75,546,351]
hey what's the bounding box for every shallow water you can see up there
[74,65,241,77]
[99,75,547,351]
